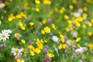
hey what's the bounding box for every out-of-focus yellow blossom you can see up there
[51,23,57,30]
[28,45,35,50]
[48,11,52,17]
[68,20,72,24]
[29,22,34,26]
[65,27,70,32]
[43,0,51,5]
[35,0,40,5]
[16,14,22,19]
[77,44,81,48]
[44,26,51,33]
[18,21,23,27]
[23,3,30,9]
[30,50,35,56]
[91,18,93,24]
[88,43,93,50]
[83,7,88,11]
[59,44,67,49]
[78,17,83,22]
[36,39,43,49]
[34,48,41,54]
[86,0,91,3]
[82,13,87,20]
[41,30,45,34]
[69,39,73,44]
[88,32,92,36]
[18,21,26,30]
[20,26,26,30]
[10,0,13,2]
[44,39,47,42]
[37,43,43,49]
[35,7,39,12]
[75,22,80,27]
[60,34,65,42]
[8,14,15,22]
[24,51,26,56]
[0,20,1,25]
[82,24,86,28]
[21,39,26,44]
[16,59,24,62]
[16,12,27,19]
[69,5,73,10]
[42,19,46,24]
[59,7,65,13]
[55,8,58,12]
[64,15,69,19]
[47,50,54,58]
[72,0,77,4]
[76,37,81,42]
[87,22,92,27]
[20,12,27,19]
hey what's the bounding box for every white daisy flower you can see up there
[0,32,10,41]
[14,33,21,40]
[73,12,81,17]
[2,29,12,34]
[75,47,88,54]
[11,47,23,56]
[52,36,59,42]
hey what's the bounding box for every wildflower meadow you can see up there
[0,0,93,62]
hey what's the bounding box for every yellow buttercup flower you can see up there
[30,50,35,56]
[77,44,81,48]
[35,0,40,5]
[43,0,51,5]
[87,22,92,27]
[44,26,51,33]
[29,22,34,26]
[42,19,46,24]
[88,32,92,36]
[82,24,86,28]
[8,14,15,22]
[76,37,81,42]
[47,50,54,58]
[21,39,26,44]
[64,15,69,19]
[20,26,26,30]
[51,23,57,30]
[35,7,39,12]
[59,44,67,49]
[60,34,65,42]
[41,30,45,34]
[34,48,41,54]
[88,43,93,50]
[69,5,73,10]
[83,7,88,11]
[75,22,80,27]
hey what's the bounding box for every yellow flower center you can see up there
[15,33,20,37]
[1,34,6,38]
[15,49,19,54]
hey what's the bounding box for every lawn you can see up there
[0,0,93,62]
